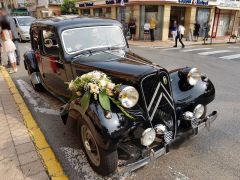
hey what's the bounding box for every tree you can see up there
[61,0,77,15]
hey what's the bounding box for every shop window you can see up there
[105,7,111,18]
[94,8,103,17]
[81,9,90,16]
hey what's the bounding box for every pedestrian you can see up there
[0,8,20,66]
[173,24,185,48]
[0,19,17,73]
[193,22,200,41]
[149,16,156,42]
[128,18,136,41]
[143,20,150,41]
[203,22,210,41]
[171,20,177,41]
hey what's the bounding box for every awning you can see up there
[217,6,240,11]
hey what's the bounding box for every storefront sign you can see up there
[79,2,94,7]
[115,0,128,4]
[217,0,240,9]
[106,0,115,4]
[178,0,209,5]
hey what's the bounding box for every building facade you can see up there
[76,0,240,41]
[36,0,62,18]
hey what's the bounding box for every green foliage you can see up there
[99,90,111,111]
[81,91,91,113]
[61,0,77,15]
[109,97,134,119]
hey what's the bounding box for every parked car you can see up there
[24,16,217,176]
[12,16,36,42]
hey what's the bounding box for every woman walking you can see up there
[1,19,17,73]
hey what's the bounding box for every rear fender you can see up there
[23,50,38,73]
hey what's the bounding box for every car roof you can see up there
[31,16,122,30]
[12,16,35,18]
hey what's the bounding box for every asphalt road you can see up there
[4,42,240,180]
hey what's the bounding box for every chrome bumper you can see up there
[118,111,217,175]
[198,111,217,131]
[118,146,166,174]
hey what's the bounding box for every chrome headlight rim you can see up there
[141,128,156,147]
[187,68,201,86]
[118,86,139,108]
[193,104,205,119]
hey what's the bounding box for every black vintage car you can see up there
[24,16,217,176]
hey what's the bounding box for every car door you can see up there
[40,28,70,100]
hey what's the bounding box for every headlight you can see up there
[141,128,156,146]
[187,68,201,86]
[194,104,205,119]
[119,86,139,108]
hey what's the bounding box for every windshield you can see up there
[17,17,35,26]
[62,26,126,54]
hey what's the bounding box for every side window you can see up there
[42,29,59,56]
[13,18,17,27]
[31,27,39,50]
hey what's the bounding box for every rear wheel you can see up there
[79,120,118,176]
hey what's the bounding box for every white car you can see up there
[13,16,36,42]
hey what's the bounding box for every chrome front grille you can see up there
[141,71,175,122]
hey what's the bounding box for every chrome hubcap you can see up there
[81,125,100,166]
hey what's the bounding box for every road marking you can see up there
[198,50,232,55]
[16,79,59,115]
[163,46,195,51]
[220,54,240,60]
[181,48,212,52]
[169,166,190,180]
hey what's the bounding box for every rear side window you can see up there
[31,27,39,50]
[42,29,59,56]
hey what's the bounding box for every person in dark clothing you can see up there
[0,8,20,66]
[193,22,200,41]
[128,18,136,41]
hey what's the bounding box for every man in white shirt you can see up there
[173,24,185,48]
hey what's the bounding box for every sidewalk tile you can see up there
[15,142,36,155]
[25,171,49,180]
[21,160,45,177]
[0,155,20,166]
[0,144,16,158]
[18,151,39,165]
[13,135,32,146]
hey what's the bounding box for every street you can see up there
[6,42,240,180]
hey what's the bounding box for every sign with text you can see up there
[178,0,209,5]
[217,0,240,8]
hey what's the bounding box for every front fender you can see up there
[170,69,215,117]
[23,50,38,73]
[65,101,146,150]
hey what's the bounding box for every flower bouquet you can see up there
[68,71,133,119]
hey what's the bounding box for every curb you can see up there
[0,66,68,180]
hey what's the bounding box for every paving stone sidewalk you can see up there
[0,71,49,180]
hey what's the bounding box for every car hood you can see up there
[71,50,161,82]
[19,26,30,32]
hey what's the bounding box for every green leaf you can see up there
[99,90,111,111]
[81,91,91,113]
[109,97,134,119]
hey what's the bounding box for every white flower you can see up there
[107,82,115,90]
[89,83,100,94]
[76,91,81,96]
[69,80,76,91]
[99,79,107,88]
[93,71,102,79]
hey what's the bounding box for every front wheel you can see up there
[79,121,118,176]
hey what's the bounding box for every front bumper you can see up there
[118,111,217,174]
